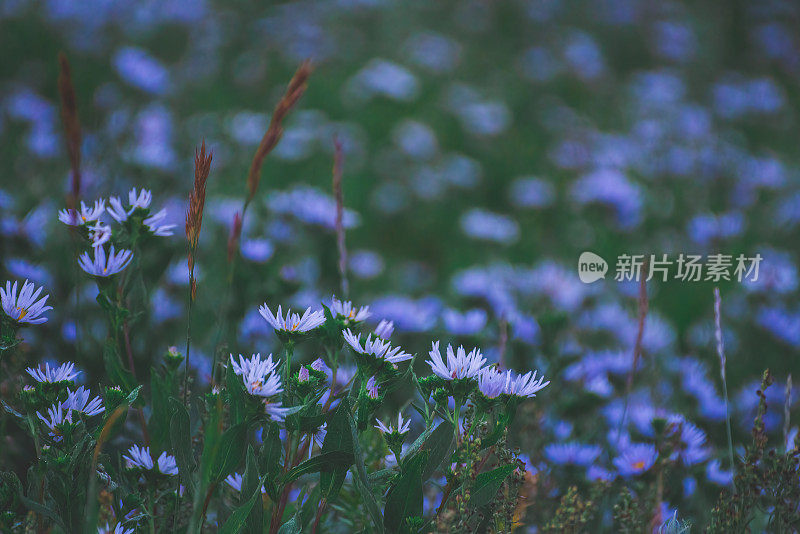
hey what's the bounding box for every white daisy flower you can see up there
[229,353,279,379]
[477,367,507,399]
[375,412,411,435]
[258,304,325,334]
[343,329,412,364]
[330,296,370,323]
[143,209,175,236]
[78,245,133,277]
[224,472,244,491]
[156,451,179,475]
[37,402,73,434]
[123,445,178,475]
[1,279,52,324]
[427,341,486,380]
[26,361,78,383]
[505,369,549,398]
[58,200,105,226]
[123,444,154,470]
[106,197,129,223]
[128,188,152,210]
[63,386,105,416]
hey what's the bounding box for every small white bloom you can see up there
[1,279,52,324]
[128,188,152,210]
[427,341,486,380]
[343,329,412,364]
[229,353,279,379]
[37,403,73,434]
[505,369,549,398]
[477,367,507,399]
[107,197,128,223]
[26,361,78,383]
[124,445,178,475]
[156,451,179,475]
[374,319,394,339]
[143,208,175,236]
[224,472,244,491]
[259,304,325,334]
[375,412,411,435]
[63,386,105,416]
[330,296,370,323]
[58,200,105,226]
[123,444,154,470]
[78,245,133,277]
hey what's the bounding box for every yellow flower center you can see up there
[17,307,28,320]
[632,461,645,470]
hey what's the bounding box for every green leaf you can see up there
[367,469,395,484]
[283,451,354,483]
[420,421,455,480]
[480,413,509,450]
[258,423,282,499]
[347,408,384,534]
[150,368,177,454]
[240,446,264,534]
[20,495,68,532]
[319,398,354,499]
[211,422,249,484]
[197,398,224,491]
[383,453,426,534]
[219,471,269,534]
[470,464,516,508]
[102,338,136,392]
[226,366,248,426]
[169,398,195,487]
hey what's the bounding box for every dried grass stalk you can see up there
[246,60,313,203]
[332,136,348,296]
[186,140,212,300]
[57,52,82,209]
[227,212,242,264]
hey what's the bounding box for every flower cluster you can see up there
[57,188,175,278]
[229,352,291,422]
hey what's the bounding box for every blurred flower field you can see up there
[0,0,799,532]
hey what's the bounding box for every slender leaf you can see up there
[420,421,454,480]
[211,422,249,484]
[219,471,269,534]
[383,453,426,534]
[240,446,264,534]
[319,398,354,499]
[169,398,195,484]
[470,464,516,508]
[283,451,354,483]
[347,409,384,534]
